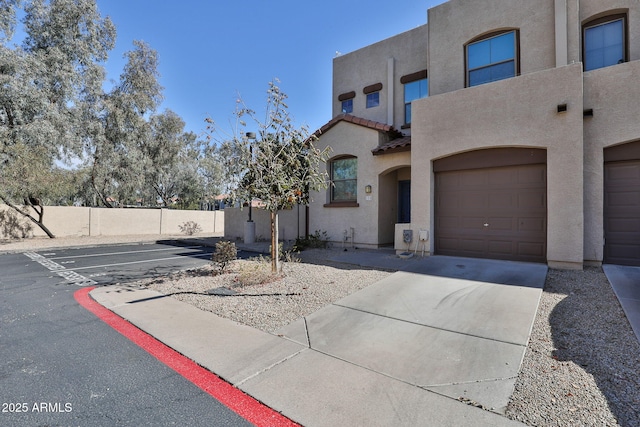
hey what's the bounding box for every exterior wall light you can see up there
[365,185,372,194]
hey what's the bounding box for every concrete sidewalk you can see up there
[603,264,640,343]
[90,250,547,426]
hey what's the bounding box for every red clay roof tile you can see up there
[313,114,404,140]
[371,135,412,155]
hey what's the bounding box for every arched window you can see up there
[583,13,627,71]
[466,30,519,87]
[330,156,357,202]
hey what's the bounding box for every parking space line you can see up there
[24,252,97,286]
[48,246,203,260]
[70,253,212,271]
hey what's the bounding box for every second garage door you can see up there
[604,141,640,266]
[434,148,547,263]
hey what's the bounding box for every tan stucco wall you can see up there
[223,206,306,243]
[322,0,640,266]
[90,208,162,236]
[428,0,557,96]
[411,63,585,268]
[309,121,410,247]
[0,205,224,238]
[583,60,640,263]
[333,25,429,130]
[160,209,224,235]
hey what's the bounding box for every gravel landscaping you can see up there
[139,250,640,427]
[506,268,640,427]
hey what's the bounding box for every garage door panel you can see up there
[437,238,459,252]
[606,192,640,207]
[607,164,640,180]
[606,218,640,233]
[437,238,486,256]
[459,239,487,254]
[607,244,640,261]
[517,242,546,258]
[604,160,640,266]
[488,192,515,209]
[436,196,459,212]
[459,171,488,187]
[517,166,547,185]
[488,240,514,255]
[461,193,488,209]
[488,169,516,187]
[460,216,486,230]
[518,217,546,232]
[518,192,547,209]
[487,217,515,231]
[437,216,460,230]
[435,163,547,263]
[436,173,460,189]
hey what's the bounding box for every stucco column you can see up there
[555,0,568,67]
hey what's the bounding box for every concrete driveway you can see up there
[275,255,547,418]
[92,253,547,426]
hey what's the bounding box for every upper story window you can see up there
[583,14,627,71]
[338,91,355,114]
[466,30,518,87]
[401,70,428,125]
[366,92,380,108]
[330,156,357,202]
[341,99,353,114]
[363,83,382,109]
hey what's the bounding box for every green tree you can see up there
[0,0,116,237]
[87,39,162,208]
[142,110,205,208]
[215,81,330,272]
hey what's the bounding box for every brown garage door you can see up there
[434,148,547,263]
[604,160,640,266]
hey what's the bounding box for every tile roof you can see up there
[371,135,412,156]
[312,114,411,156]
[313,114,405,140]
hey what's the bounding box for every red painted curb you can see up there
[74,287,299,427]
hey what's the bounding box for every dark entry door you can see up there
[398,180,411,223]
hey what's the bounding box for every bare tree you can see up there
[213,81,330,272]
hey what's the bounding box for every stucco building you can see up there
[309,0,640,269]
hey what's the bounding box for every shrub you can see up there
[270,241,300,263]
[212,240,237,273]
[293,229,328,251]
[178,221,202,236]
[235,256,281,287]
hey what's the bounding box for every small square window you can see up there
[366,92,380,108]
[341,99,353,114]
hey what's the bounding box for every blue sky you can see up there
[12,1,445,138]
[96,0,449,138]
